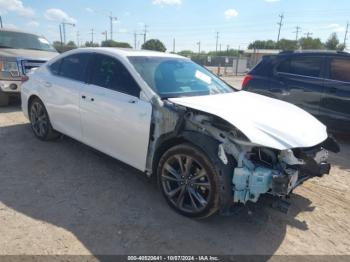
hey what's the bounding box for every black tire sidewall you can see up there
[157,143,220,218]
[29,98,52,140]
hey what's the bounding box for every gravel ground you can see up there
[0,98,349,257]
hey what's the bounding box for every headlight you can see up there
[0,59,20,78]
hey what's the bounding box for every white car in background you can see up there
[21,48,339,218]
[0,28,58,106]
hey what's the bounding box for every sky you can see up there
[1,0,350,52]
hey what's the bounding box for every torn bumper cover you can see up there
[232,136,339,205]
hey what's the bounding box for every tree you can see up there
[325,33,345,51]
[248,40,277,49]
[84,41,99,47]
[177,50,195,57]
[52,41,77,53]
[299,37,324,50]
[276,39,298,51]
[141,39,166,52]
[101,40,132,48]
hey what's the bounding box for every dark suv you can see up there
[243,51,350,133]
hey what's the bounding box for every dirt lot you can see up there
[0,98,350,257]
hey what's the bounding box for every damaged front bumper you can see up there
[231,136,339,207]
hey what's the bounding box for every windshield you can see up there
[128,56,235,98]
[0,31,56,52]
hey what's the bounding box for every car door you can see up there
[43,53,90,141]
[270,56,325,117]
[320,56,350,132]
[80,53,152,171]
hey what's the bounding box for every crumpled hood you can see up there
[169,91,328,150]
[0,48,58,61]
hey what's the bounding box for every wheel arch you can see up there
[153,131,235,214]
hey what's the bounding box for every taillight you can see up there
[21,75,29,83]
[242,75,253,89]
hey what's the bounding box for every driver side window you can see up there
[90,54,140,97]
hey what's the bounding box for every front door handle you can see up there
[82,95,86,99]
[128,99,137,104]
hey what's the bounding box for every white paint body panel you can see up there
[80,84,152,171]
[169,91,328,150]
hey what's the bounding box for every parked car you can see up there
[242,50,350,133]
[21,48,339,218]
[0,28,58,106]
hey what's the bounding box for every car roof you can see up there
[75,47,186,59]
[0,27,39,35]
[277,50,350,57]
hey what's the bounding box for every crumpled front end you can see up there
[183,111,340,212]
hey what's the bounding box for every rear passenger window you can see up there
[276,59,290,73]
[60,53,89,82]
[90,54,140,97]
[330,58,350,82]
[290,57,322,77]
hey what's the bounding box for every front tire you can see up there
[29,98,60,141]
[157,143,220,218]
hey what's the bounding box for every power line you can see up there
[277,13,284,42]
[293,26,302,41]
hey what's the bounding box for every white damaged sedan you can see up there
[21,48,339,218]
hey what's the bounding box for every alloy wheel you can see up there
[161,154,212,213]
[30,101,48,137]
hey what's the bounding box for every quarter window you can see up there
[49,59,62,75]
[59,53,89,82]
[90,54,140,97]
[330,58,350,82]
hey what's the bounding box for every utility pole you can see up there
[215,32,219,53]
[143,24,148,44]
[293,26,301,41]
[305,32,313,38]
[109,12,118,41]
[76,31,80,47]
[134,32,137,49]
[90,28,94,43]
[277,13,284,43]
[61,22,75,44]
[220,43,222,52]
[197,41,201,54]
[344,22,349,47]
[102,31,108,42]
[59,24,63,45]
[0,16,3,28]
[173,38,176,53]
[226,45,230,55]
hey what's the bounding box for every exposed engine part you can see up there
[279,149,305,166]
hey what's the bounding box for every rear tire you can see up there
[157,143,221,218]
[0,90,9,106]
[29,98,60,141]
